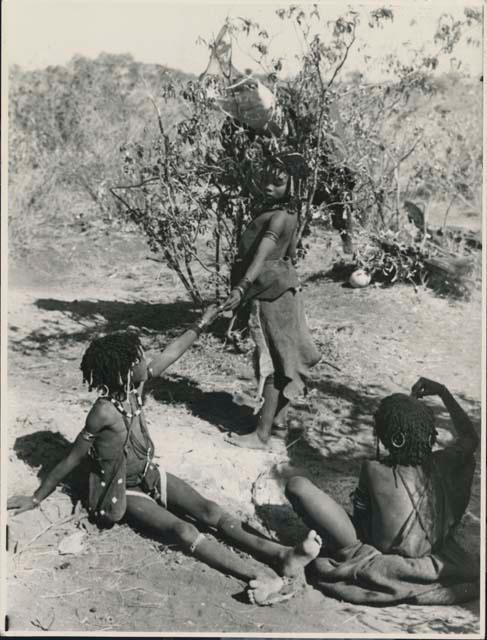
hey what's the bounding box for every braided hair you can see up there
[80,332,143,395]
[374,393,437,466]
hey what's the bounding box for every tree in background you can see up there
[111,5,481,302]
[8,6,481,298]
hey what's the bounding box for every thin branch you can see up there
[326,24,357,89]
[443,194,457,229]
[141,75,165,138]
[397,135,423,164]
[185,247,228,283]
[112,178,159,190]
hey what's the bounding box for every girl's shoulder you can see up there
[87,397,120,428]
[363,459,421,482]
[266,208,296,232]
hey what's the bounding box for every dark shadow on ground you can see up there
[147,375,256,434]
[306,374,382,434]
[13,431,89,507]
[303,261,355,285]
[11,298,230,354]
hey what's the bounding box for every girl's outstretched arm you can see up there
[7,401,109,514]
[145,305,219,378]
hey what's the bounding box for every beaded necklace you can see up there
[107,389,142,419]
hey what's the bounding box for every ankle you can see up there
[255,429,271,444]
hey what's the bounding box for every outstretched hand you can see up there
[7,495,38,515]
[200,303,220,327]
[219,289,242,313]
[411,377,445,399]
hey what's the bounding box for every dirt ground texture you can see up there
[5,226,483,635]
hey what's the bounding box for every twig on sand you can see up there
[117,587,167,597]
[250,469,280,542]
[31,610,55,631]
[125,602,164,609]
[213,602,259,623]
[19,514,87,553]
[335,612,360,629]
[38,504,53,525]
[320,359,342,372]
[41,587,90,599]
[285,436,302,450]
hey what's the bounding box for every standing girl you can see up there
[220,155,321,449]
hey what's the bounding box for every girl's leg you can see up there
[256,375,282,442]
[228,376,285,449]
[285,476,358,554]
[166,473,321,576]
[126,493,271,582]
[273,401,289,430]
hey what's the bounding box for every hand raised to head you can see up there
[411,377,445,399]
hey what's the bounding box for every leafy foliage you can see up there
[110,5,481,303]
[8,7,482,302]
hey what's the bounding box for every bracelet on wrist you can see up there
[188,321,205,336]
[32,496,41,507]
[236,277,252,297]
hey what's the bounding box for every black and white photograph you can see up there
[1,0,484,636]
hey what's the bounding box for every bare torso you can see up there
[92,395,152,480]
[362,460,426,552]
[238,208,297,262]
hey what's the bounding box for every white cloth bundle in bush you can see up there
[199,22,277,131]
[217,76,276,132]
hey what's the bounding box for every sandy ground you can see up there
[5,228,482,634]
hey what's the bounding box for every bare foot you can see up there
[225,432,269,450]
[279,530,322,578]
[247,575,297,606]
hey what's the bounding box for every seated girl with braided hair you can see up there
[7,310,322,606]
[283,377,480,605]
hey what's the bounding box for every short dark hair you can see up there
[80,332,143,394]
[374,393,437,466]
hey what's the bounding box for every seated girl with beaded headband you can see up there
[7,312,323,606]
[283,377,480,605]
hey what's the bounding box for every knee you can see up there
[199,500,223,527]
[285,476,312,502]
[172,520,199,549]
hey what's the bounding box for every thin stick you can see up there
[19,514,82,553]
[285,436,302,450]
[41,587,90,599]
[125,603,163,609]
[320,359,342,372]
[113,558,166,573]
[31,611,55,632]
